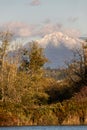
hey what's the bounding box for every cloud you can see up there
[68,17,79,23]
[0,21,81,42]
[30,0,41,6]
[33,22,63,37]
[0,22,36,37]
[63,29,81,38]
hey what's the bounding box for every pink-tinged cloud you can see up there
[0,21,63,38]
[1,22,36,37]
[63,29,81,38]
[30,0,41,6]
[0,21,81,41]
[33,23,63,37]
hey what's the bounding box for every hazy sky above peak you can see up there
[0,0,87,38]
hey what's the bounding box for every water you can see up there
[0,126,87,130]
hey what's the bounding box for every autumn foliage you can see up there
[0,31,87,126]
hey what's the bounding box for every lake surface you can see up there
[0,126,87,130]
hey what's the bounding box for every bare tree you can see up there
[65,40,87,85]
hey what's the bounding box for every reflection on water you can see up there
[0,126,87,130]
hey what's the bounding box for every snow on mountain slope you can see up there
[8,31,83,68]
[36,32,83,68]
[37,32,82,49]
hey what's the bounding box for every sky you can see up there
[0,0,87,39]
[0,0,87,68]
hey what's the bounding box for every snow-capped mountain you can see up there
[36,32,82,68]
[8,32,83,68]
[37,32,81,49]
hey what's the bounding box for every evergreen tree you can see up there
[29,41,48,75]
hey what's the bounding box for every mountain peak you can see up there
[37,31,82,49]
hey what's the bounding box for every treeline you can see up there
[45,68,67,80]
[0,31,87,126]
